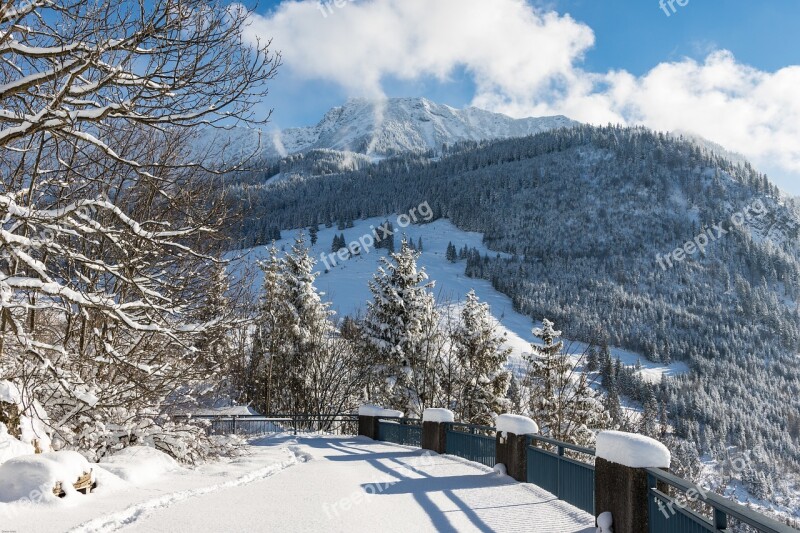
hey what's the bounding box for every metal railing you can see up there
[377,417,422,447]
[180,414,359,436]
[646,467,798,533]
[445,422,497,468]
[180,411,797,533]
[526,435,595,516]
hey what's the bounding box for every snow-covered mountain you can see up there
[217,98,576,160]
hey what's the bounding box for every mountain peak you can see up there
[266,97,577,158]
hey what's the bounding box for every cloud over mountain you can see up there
[243,0,800,189]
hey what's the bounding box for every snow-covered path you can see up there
[85,436,595,533]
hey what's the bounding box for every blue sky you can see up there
[243,0,800,192]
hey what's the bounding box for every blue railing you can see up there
[646,468,797,533]
[527,435,595,516]
[377,417,422,447]
[445,423,497,468]
[178,414,359,436]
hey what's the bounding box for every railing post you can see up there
[714,509,728,530]
[421,408,453,454]
[494,414,539,483]
[357,405,402,440]
[594,431,671,533]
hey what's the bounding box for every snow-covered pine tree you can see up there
[640,390,660,438]
[525,319,609,446]
[278,234,335,413]
[361,240,439,415]
[251,245,292,414]
[451,290,512,425]
[446,242,457,263]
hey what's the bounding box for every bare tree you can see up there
[0,0,279,455]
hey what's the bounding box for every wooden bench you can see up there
[53,469,96,497]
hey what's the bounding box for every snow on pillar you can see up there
[595,431,671,533]
[358,405,403,440]
[421,408,454,454]
[495,414,539,482]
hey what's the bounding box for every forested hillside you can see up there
[226,125,800,485]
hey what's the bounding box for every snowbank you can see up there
[596,431,670,468]
[0,451,92,503]
[0,423,35,465]
[99,446,180,485]
[358,405,403,418]
[596,511,613,533]
[496,414,539,436]
[422,408,454,423]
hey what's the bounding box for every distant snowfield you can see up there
[233,216,689,382]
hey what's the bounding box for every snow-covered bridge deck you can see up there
[65,436,595,533]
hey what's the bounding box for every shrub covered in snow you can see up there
[98,446,180,485]
[64,414,244,464]
[0,380,52,452]
[0,423,35,466]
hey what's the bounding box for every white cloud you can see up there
[244,0,800,188]
[245,0,594,97]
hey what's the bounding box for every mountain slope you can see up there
[226,125,800,489]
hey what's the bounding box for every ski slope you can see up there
[233,216,688,381]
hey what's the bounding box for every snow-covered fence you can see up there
[646,467,797,533]
[377,418,423,447]
[360,410,798,533]
[527,434,595,516]
[179,414,359,437]
[446,422,496,468]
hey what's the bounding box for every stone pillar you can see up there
[594,431,671,533]
[357,405,403,440]
[494,414,539,482]
[421,408,454,454]
[358,414,380,440]
[496,431,529,481]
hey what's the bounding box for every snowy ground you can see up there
[233,216,689,381]
[2,436,595,533]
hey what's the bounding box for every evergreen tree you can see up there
[451,290,512,425]
[641,389,660,438]
[586,346,599,373]
[253,234,334,414]
[361,240,439,414]
[446,242,457,263]
[526,319,609,446]
[309,225,319,246]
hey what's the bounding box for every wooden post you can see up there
[495,431,529,482]
[594,431,671,533]
[494,414,539,482]
[421,408,454,454]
